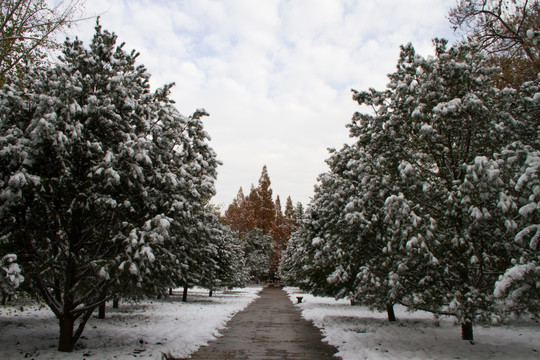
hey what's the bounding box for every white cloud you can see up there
[68,0,458,209]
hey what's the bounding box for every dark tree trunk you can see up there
[386,303,396,322]
[169,288,173,295]
[58,316,75,352]
[209,289,213,297]
[54,279,62,303]
[461,321,474,342]
[112,297,119,309]
[182,286,188,302]
[1,295,7,305]
[98,302,106,319]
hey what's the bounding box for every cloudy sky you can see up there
[68,0,459,209]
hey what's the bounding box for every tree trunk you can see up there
[209,289,213,297]
[386,303,396,322]
[54,279,62,304]
[182,286,188,302]
[169,287,173,295]
[1,294,6,305]
[58,316,75,352]
[112,297,119,309]
[461,321,474,342]
[98,302,106,319]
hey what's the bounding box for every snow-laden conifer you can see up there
[0,23,220,351]
[282,39,537,342]
[0,254,24,303]
[494,73,540,316]
[349,39,524,341]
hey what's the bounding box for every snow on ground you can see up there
[0,286,261,359]
[284,287,540,360]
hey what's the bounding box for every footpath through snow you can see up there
[0,285,538,359]
[186,285,339,359]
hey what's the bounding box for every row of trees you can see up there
[281,0,539,343]
[0,21,247,352]
[222,166,303,280]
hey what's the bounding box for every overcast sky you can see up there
[69,0,459,209]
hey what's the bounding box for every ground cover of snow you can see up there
[0,286,261,359]
[284,287,540,360]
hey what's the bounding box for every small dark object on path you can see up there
[296,296,303,304]
[179,286,340,359]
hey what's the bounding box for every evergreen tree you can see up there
[294,201,304,220]
[349,39,529,341]
[199,213,249,292]
[284,196,296,225]
[270,195,290,276]
[0,24,219,351]
[279,217,315,287]
[242,229,273,282]
[255,165,275,233]
[494,76,540,316]
[222,165,294,280]
[0,254,23,304]
[282,39,536,341]
[223,187,255,233]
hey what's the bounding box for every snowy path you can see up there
[186,285,339,359]
[1,286,538,359]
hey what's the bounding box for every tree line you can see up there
[0,7,250,353]
[221,165,304,281]
[280,0,539,343]
[0,2,304,351]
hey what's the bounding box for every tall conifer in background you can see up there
[256,165,275,233]
[222,165,299,281]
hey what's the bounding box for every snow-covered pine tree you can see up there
[0,24,219,351]
[198,210,249,294]
[279,146,365,300]
[284,196,296,226]
[216,228,250,289]
[294,201,304,220]
[279,140,406,321]
[340,146,408,320]
[350,39,525,341]
[241,228,273,282]
[279,220,312,287]
[494,73,540,316]
[494,148,540,314]
[0,254,24,304]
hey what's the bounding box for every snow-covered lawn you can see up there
[285,287,540,360]
[0,286,261,359]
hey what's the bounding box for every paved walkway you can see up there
[183,285,340,360]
